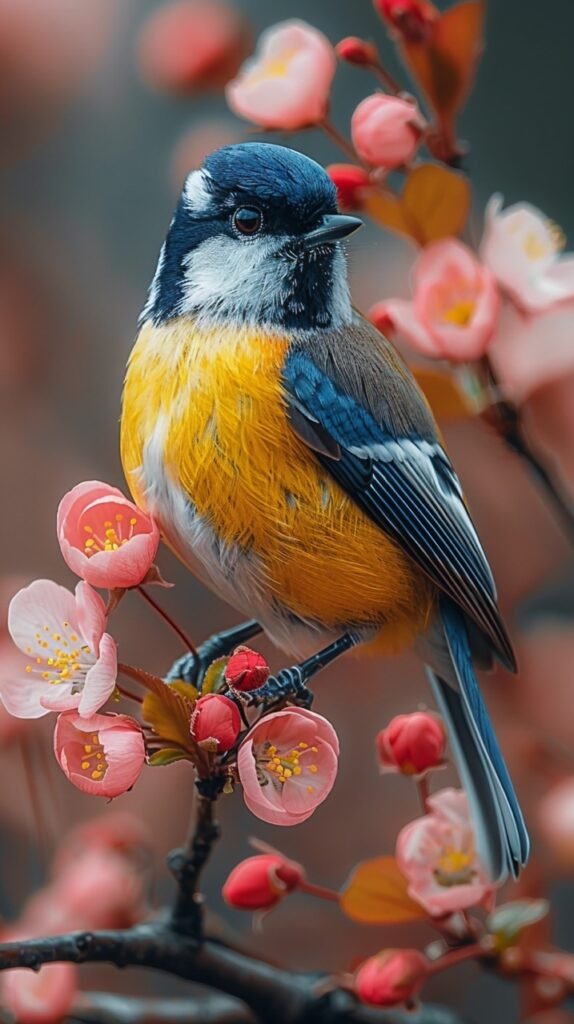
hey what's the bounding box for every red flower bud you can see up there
[369,302,396,337]
[374,0,438,45]
[355,949,429,1007]
[327,164,371,212]
[222,853,304,910]
[335,36,378,67]
[224,645,270,692]
[190,693,241,752]
[376,712,446,776]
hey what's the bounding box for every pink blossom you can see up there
[377,711,446,776]
[225,645,270,692]
[190,693,241,752]
[57,480,160,590]
[23,848,147,934]
[355,949,429,1007]
[2,964,77,1024]
[4,579,117,718]
[396,788,495,916]
[54,711,145,797]
[327,164,371,212]
[223,853,304,910]
[237,707,339,826]
[351,94,425,170]
[52,812,151,872]
[538,777,574,868]
[137,1,250,95]
[480,195,574,314]
[489,298,574,402]
[1,958,76,1024]
[226,20,336,131]
[371,239,500,362]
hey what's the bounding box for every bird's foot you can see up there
[246,666,314,710]
[165,619,262,691]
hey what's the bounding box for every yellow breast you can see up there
[121,318,434,651]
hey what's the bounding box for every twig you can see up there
[169,792,221,936]
[136,586,198,656]
[320,119,360,163]
[480,360,574,543]
[416,776,431,814]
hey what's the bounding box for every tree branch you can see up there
[168,792,221,935]
[0,927,469,1024]
[69,992,255,1024]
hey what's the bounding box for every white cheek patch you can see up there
[179,235,293,324]
[183,169,212,213]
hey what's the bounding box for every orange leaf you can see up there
[403,163,471,244]
[340,856,426,924]
[362,188,415,240]
[412,366,482,421]
[401,1,485,143]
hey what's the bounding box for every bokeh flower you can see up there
[538,777,574,869]
[327,164,372,212]
[377,711,446,776]
[57,481,160,591]
[480,195,574,314]
[190,693,241,752]
[137,0,250,95]
[489,297,574,403]
[371,239,500,361]
[2,963,77,1024]
[396,788,495,915]
[226,20,336,131]
[355,949,429,1007]
[374,0,438,44]
[237,707,339,825]
[225,645,270,692]
[54,711,145,797]
[351,94,425,169]
[223,853,304,910]
[336,37,378,67]
[4,579,117,718]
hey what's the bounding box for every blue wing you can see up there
[283,345,515,670]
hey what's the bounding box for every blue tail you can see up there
[428,597,530,882]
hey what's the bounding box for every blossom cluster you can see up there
[0,482,339,826]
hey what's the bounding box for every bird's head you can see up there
[141,142,362,332]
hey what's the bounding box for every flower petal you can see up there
[8,580,78,656]
[75,582,107,653]
[78,633,118,716]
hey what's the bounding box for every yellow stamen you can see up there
[442,299,475,326]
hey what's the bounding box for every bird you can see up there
[121,141,529,882]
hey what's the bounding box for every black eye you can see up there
[233,206,263,236]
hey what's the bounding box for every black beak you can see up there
[303,214,363,249]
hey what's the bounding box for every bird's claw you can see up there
[246,666,314,710]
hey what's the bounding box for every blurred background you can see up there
[1,1,574,1020]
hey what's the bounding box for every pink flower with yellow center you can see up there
[54,711,145,797]
[3,579,117,719]
[480,195,574,314]
[237,707,339,826]
[226,20,336,131]
[396,788,495,916]
[57,481,160,591]
[370,239,500,362]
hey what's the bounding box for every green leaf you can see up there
[201,657,229,694]
[487,899,550,948]
[148,748,192,767]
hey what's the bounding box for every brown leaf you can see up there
[340,856,426,924]
[362,188,415,239]
[401,1,485,151]
[403,163,470,243]
[364,164,470,244]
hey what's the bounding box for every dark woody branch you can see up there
[0,927,468,1024]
